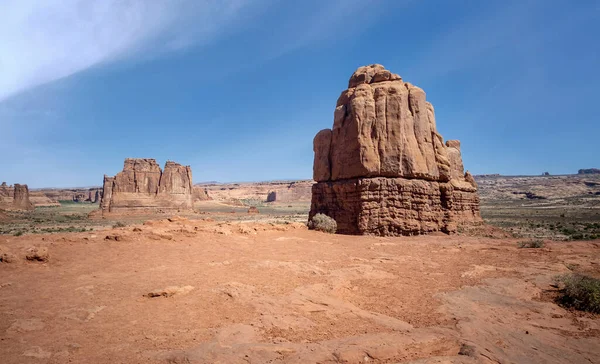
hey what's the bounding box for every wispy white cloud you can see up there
[0,0,264,102]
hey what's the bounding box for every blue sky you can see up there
[1,0,599,188]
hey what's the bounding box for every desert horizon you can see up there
[2,1,599,363]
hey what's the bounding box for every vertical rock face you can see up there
[310,64,481,236]
[94,190,102,203]
[0,183,34,211]
[100,159,193,214]
[12,184,34,211]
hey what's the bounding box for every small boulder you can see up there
[247,206,259,214]
[104,234,124,241]
[25,247,49,262]
[0,246,17,263]
[145,285,194,298]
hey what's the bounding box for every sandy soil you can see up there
[1,218,599,363]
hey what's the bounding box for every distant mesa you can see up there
[0,182,34,211]
[474,174,501,178]
[265,181,312,203]
[310,64,482,236]
[578,168,600,175]
[542,172,550,176]
[99,158,193,215]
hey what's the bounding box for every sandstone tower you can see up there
[309,64,481,235]
[100,159,193,215]
[0,183,34,211]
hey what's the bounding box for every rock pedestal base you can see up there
[309,177,480,236]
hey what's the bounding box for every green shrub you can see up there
[555,274,600,313]
[113,221,127,228]
[13,231,24,237]
[308,213,337,234]
[517,239,544,248]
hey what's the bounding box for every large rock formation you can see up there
[309,64,481,236]
[0,183,34,211]
[579,168,600,175]
[100,159,193,214]
[13,184,34,210]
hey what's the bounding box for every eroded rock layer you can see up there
[0,183,34,211]
[310,64,481,235]
[100,159,193,214]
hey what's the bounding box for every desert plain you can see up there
[1,173,599,364]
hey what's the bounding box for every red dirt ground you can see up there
[1,218,599,363]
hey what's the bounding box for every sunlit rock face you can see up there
[310,64,481,236]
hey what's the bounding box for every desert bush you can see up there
[308,213,337,233]
[113,221,127,228]
[517,239,544,248]
[13,230,24,237]
[555,274,600,313]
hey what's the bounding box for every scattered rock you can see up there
[248,206,259,214]
[309,64,481,236]
[104,234,124,241]
[132,227,142,232]
[146,285,194,298]
[238,226,257,235]
[148,233,174,241]
[25,247,49,262]
[458,343,477,357]
[0,245,17,263]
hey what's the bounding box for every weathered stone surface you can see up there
[264,181,313,203]
[0,183,34,211]
[192,186,211,202]
[313,129,332,182]
[13,184,34,210]
[310,65,481,235]
[311,178,480,235]
[100,159,193,214]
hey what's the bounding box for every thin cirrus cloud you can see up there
[0,0,266,103]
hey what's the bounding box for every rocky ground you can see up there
[1,217,599,363]
[1,174,600,363]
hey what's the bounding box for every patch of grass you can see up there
[555,274,600,313]
[307,213,337,234]
[517,239,544,248]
